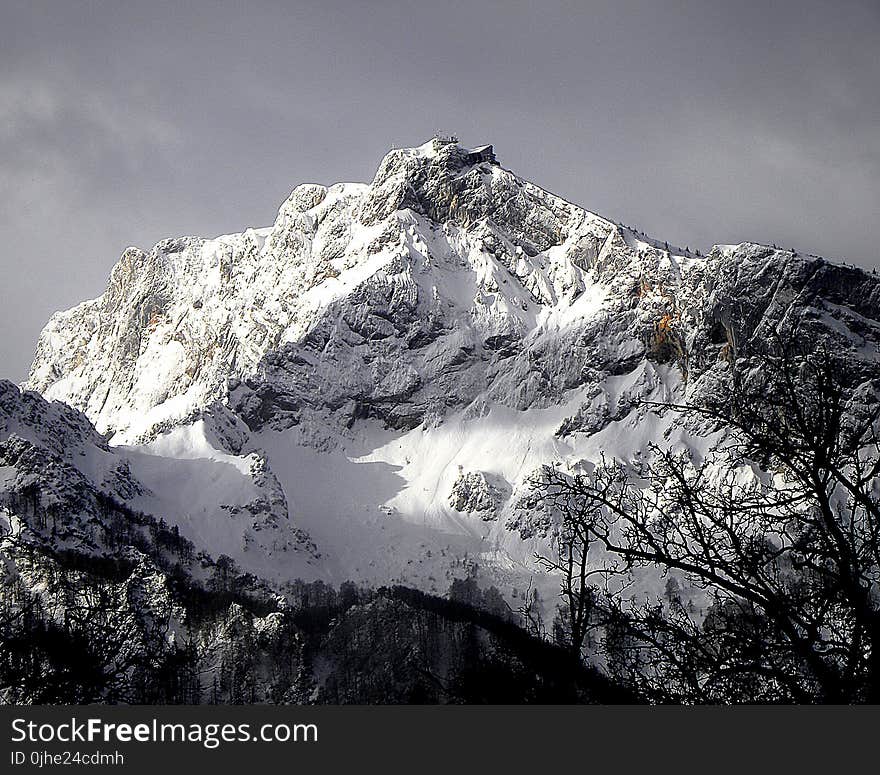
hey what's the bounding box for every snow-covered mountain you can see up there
[14,136,880,595]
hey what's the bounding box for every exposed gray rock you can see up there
[448,469,508,519]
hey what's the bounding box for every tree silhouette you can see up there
[533,338,880,702]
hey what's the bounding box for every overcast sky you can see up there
[2,0,878,382]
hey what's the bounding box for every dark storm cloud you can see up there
[1,0,878,380]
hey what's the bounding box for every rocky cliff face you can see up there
[26,138,675,442]
[20,137,880,594]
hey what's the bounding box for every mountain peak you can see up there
[17,137,880,597]
[31,136,872,451]
[359,137,502,226]
[420,135,498,165]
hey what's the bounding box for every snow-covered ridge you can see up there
[25,137,694,443]
[20,137,880,593]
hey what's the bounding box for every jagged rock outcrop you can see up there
[448,469,507,519]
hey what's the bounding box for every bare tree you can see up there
[533,340,880,703]
[516,578,547,642]
[534,507,603,661]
